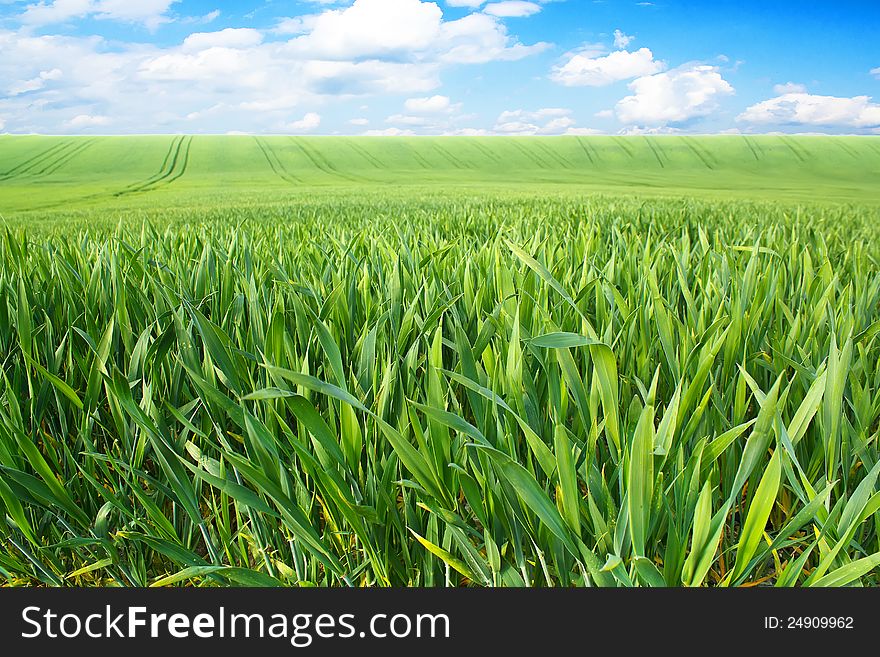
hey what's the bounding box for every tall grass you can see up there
[1,196,878,586]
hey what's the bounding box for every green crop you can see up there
[0,139,879,587]
[1,135,879,216]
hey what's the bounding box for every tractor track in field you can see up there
[533,140,576,169]
[466,140,503,164]
[643,137,667,168]
[574,137,597,165]
[345,141,385,169]
[682,137,716,170]
[834,140,859,159]
[292,139,369,183]
[742,136,763,161]
[612,137,636,159]
[0,139,95,181]
[254,137,302,184]
[113,135,192,197]
[31,139,96,178]
[402,143,434,170]
[779,136,808,163]
[0,141,71,180]
[430,141,470,169]
[113,136,184,195]
[508,139,553,169]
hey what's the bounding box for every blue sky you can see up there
[0,0,878,135]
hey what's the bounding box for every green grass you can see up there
[1,136,880,217]
[0,138,879,587]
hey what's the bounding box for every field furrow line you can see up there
[683,137,716,170]
[834,140,859,159]
[114,136,184,196]
[255,137,302,184]
[0,140,76,181]
[742,136,762,161]
[430,142,470,169]
[574,137,597,165]
[643,137,666,168]
[612,136,637,158]
[294,139,369,183]
[345,141,386,169]
[31,139,96,177]
[402,143,434,170]
[779,136,808,163]
[533,140,576,169]
[113,135,189,197]
[507,139,553,169]
[466,140,503,164]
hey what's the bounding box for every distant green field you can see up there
[1,135,879,216]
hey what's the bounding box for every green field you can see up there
[1,137,879,587]
[2,136,880,217]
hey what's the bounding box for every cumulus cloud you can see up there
[615,64,734,125]
[493,108,586,135]
[7,67,62,96]
[182,28,263,52]
[404,95,456,113]
[66,113,110,128]
[551,47,664,86]
[773,82,806,94]
[363,127,417,136]
[443,127,491,135]
[483,2,542,18]
[737,93,880,129]
[613,29,634,49]
[0,0,550,134]
[282,112,322,133]
[20,0,179,30]
[286,0,547,64]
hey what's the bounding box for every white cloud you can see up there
[404,95,454,113]
[870,66,879,79]
[613,29,634,49]
[483,1,542,18]
[282,112,321,133]
[8,67,62,95]
[182,28,263,52]
[567,127,604,135]
[443,127,491,135]
[20,0,178,30]
[773,81,806,94]
[274,15,319,35]
[385,114,429,125]
[66,114,110,128]
[615,64,734,125]
[551,47,664,87]
[0,1,536,134]
[618,125,680,135]
[493,108,586,135]
[363,127,416,136]
[348,117,370,125]
[737,93,880,129]
[285,0,546,64]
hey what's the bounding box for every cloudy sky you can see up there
[0,0,878,135]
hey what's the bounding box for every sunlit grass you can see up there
[0,194,878,587]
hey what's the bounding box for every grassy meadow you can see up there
[0,136,879,587]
